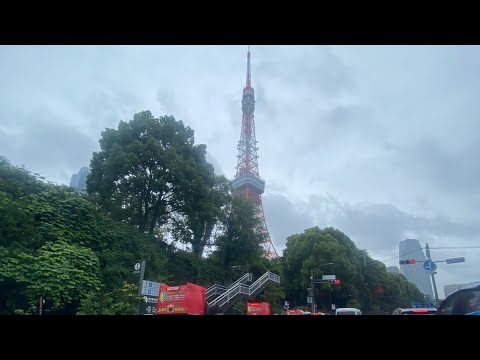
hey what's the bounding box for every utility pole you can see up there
[425,243,439,306]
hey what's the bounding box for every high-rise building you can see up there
[387,266,400,274]
[69,167,90,194]
[230,47,278,259]
[399,239,434,298]
[443,283,465,298]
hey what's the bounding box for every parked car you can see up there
[335,307,362,315]
[436,281,480,315]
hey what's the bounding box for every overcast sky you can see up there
[1,45,479,298]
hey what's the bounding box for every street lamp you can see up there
[310,262,334,313]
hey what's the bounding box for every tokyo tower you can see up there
[230,46,278,259]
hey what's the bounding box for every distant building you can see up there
[444,284,465,298]
[69,167,90,194]
[387,266,400,274]
[399,239,434,298]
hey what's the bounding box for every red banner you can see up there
[247,302,271,315]
[156,282,205,315]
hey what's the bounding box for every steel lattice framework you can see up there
[231,46,278,260]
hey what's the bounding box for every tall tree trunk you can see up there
[148,199,162,235]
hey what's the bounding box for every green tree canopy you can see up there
[212,196,266,269]
[88,111,214,234]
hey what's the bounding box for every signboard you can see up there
[307,296,312,304]
[284,301,289,310]
[133,262,141,274]
[423,260,437,272]
[247,302,271,315]
[139,295,158,315]
[322,275,336,281]
[446,257,465,264]
[156,282,206,315]
[142,280,161,297]
[331,304,336,310]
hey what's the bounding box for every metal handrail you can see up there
[207,271,280,309]
[205,273,253,300]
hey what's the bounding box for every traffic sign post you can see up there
[423,259,437,272]
[134,261,146,315]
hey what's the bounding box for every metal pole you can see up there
[310,269,315,313]
[137,261,146,315]
[39,295,43,315]
[329,284,332,313]
[425,243,439,306]
[138,260,146,295]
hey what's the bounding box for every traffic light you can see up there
[330,279,341,285]
[399,259,416,265]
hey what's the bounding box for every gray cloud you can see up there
[205,153,224,176]
[255,45,355,97]
[392,137,480,198]
[262,194,315,252]
[0,108,97,185]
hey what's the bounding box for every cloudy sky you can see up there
[1,45,479,298]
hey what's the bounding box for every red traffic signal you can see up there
[399,259,416,265]
[330,279,341,285]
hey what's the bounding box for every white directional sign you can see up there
[142,280,161,297]
[322,275,336,280]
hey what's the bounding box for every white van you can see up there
[335,307,362,315]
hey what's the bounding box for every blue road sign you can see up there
[423,260,437,272]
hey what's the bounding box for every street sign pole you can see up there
[138,261,146,295]
[310,270,315,314]
[136,261,146,315]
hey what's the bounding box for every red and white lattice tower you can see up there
[231,46,278,260]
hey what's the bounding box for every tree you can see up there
[0,156,46,199]
[170,175,231,256]
[87,111,219,238]
[0,156,169,314]
[283,227,371,311]
[213,196,265,269]
[0,242,102,314]
[77,282,142,315]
